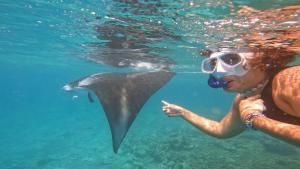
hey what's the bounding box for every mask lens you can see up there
[203,58,217,72]
[220,53,241,66]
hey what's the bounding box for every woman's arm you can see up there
[162,98,245,138]
[239,95,300,147]
[253,116,300,147]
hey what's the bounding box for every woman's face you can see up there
[201,50,269,91]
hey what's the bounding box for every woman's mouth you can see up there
[224,80,234,89]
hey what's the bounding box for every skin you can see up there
[162,65,300,147]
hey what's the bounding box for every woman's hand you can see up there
[239,95,266,121]
[161,100,185,117]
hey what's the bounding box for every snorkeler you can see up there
[162,6,300,147]
[162,48,300,147]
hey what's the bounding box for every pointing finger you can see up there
[161,100,170,106]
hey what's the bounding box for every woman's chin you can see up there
[225,82,233,89]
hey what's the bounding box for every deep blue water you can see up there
[1,1,300,169]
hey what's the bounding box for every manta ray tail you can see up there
[63,70,174,153]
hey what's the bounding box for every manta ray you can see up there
[63,13,178,153]
[64,70,174,153]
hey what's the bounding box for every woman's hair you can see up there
[200,6,299,73]
[244,28,300,73]
[238,6,300,73]
[247,47,296,73]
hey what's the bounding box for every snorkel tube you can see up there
[208,75,228,88]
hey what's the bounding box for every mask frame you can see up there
[201,51,250,77]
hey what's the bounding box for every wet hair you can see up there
[246,47,296,73]
[237,6,300,73]
[243,28,300,73]
[200,14,299,73]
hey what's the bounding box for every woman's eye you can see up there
[222,54,241,65]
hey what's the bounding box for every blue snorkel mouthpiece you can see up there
[208,75,228,88]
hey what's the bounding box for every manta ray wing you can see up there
[64,70,174,153]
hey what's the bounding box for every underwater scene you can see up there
[0,0,300,169]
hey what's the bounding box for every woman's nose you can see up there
[215,61,226,73]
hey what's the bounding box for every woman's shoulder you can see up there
[273,66,300,87]
[272,65,300,117]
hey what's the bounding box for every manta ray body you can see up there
[64,70,174,153]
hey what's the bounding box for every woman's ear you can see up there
[199,49,212,57]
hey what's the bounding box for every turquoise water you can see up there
[1,0,300,169]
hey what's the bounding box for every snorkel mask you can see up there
[201,50,251,88]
